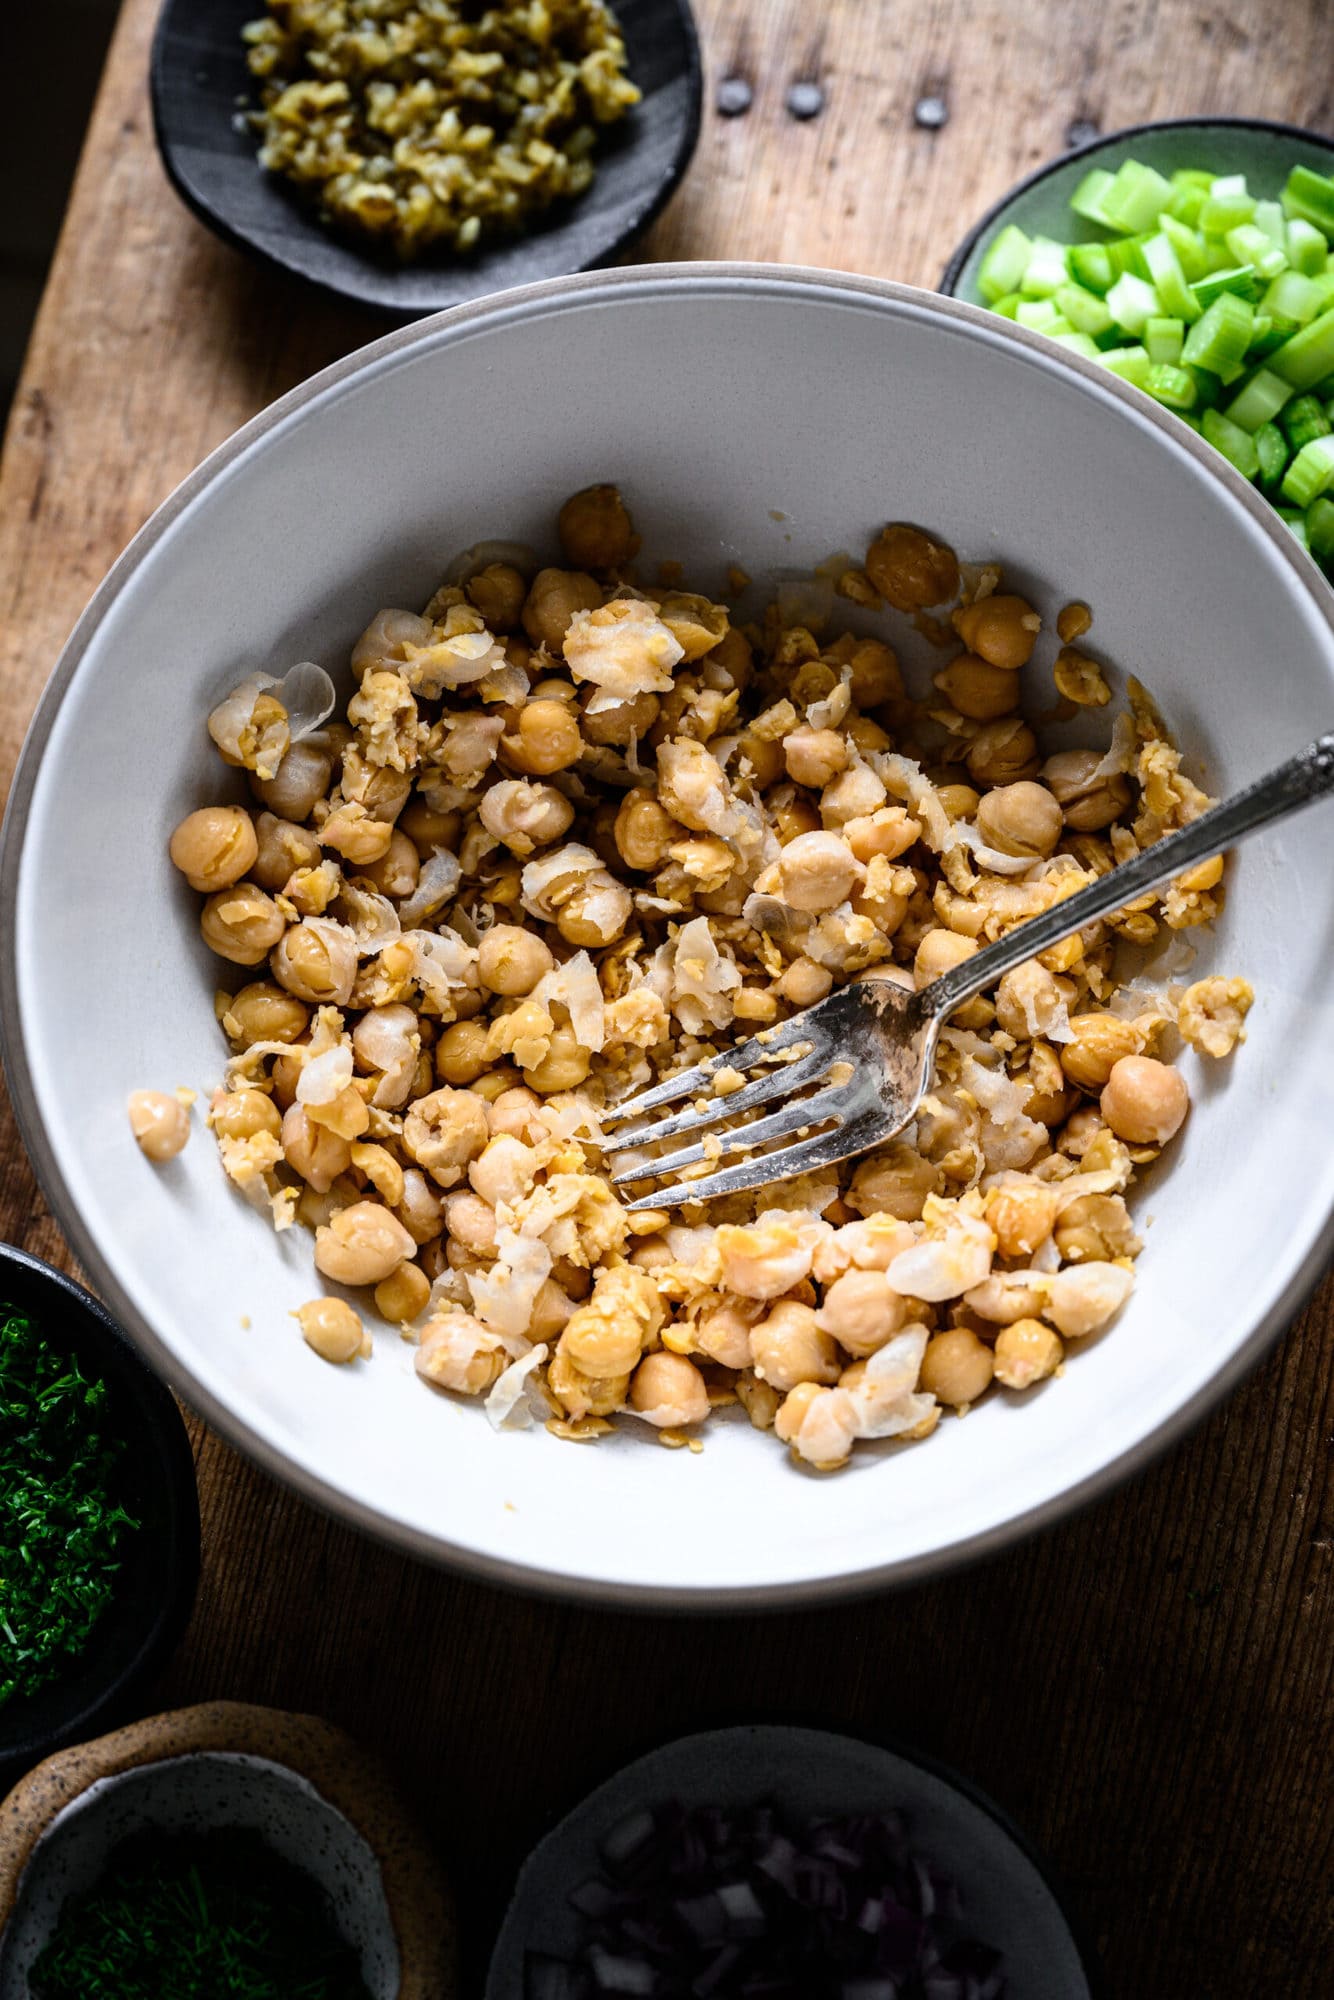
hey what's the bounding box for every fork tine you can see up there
[604,1010,824,1125]
[623,1108,899,1212]
[600,1044,836,1158]
[610,1076,851,1184]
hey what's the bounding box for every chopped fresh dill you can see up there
[30,1829,373,2000]
[0,1300,139,1709]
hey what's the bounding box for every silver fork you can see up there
[602,734,1334,1211]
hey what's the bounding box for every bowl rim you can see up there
[3,260,1333,1609]
[0,1244,200,1772]
[148,0,705,321]
[939,113,1334,297]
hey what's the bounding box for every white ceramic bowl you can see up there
[4,265,1334,1607]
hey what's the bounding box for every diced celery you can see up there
[1069,167,1116,226]
[1306,495,1334,564]
[1144,316,1185,365]
[1019,235,1070,298]
[1143,232,1202,319]
[1281,393,1332,449]
[1270,307,1334,388]
[1224,224,1287,279]
[1279,508,1311,549]
[1145,362,1197,410]
[1280,434,1334,505]
[1177,414,1205,433]
[991,292,1021,319]
[1068,243,1115,294]
[1055,282,1114,336]
[1287,218,1330,276]
[1249,319,1291,357]
[1224,366,1294,431]
[1262,269,1323,327]
[1192,265,1261,308]
[1160,213,1208,280]
[1186,365,1224,409]
[1051,331,1102,359]
[977,224,1034,302]
[1200,192,1257,235]
[1106,235,1151,279]
[1255,422,1289,490]
[1254,200,1287,248]
[1100,160,1174,234]
[1015,300,1068,332]
[1173,169,1215,192]
[1098,344,1152,388]
[1282,165,1334,240]
[1210,173,1250,198]
[1167,182,1208,226]
[1202,407,1260,478]
[1181,292,1254,382]
[1106,271,1160,335]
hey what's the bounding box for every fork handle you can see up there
[919,733,1334,1025]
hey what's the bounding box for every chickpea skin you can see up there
[169,806,258,893]
[477,923,555,997]
[314,1200,416,1287]
[629,1352,711,1427]
[293,1297,367,1365]
[919,1327,995,1410]
[128,1090,190,1161]
[1100,1055,1189,1145]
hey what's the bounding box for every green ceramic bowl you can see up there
[942,116,1334,305]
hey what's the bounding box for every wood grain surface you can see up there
[2,2,1332,1992]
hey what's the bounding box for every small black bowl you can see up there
[0,1245,200,1793]
[150,0,703,321]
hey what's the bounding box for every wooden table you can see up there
[2,2,1332,1990]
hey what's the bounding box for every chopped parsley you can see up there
[30,1830,372,2000]
[0,1300,139,1709]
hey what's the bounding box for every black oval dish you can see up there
[0,1246,200,1793]
[150,0,703,321]
[940,114,1334,299]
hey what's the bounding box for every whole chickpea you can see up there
[501,699,583,776]
[465,561,528,630]
[314,1200,416,1286]
[614,790,680,871]
[169,806,258,893]
[846,637,903,708]
[966,720,1041,788]
[200,884,286,966]
[816,1269,911,1357]
[128,1090,191,1161]
[224,982,309,1047]
[521,568,601,650]
[952,593,1041,669]
[270,919,357,1006]
[281,1103,353,1192]
[251,811,322,892]
[250,740,334,822]
[769,789,822,845]
[847,1145,939,1222]
[750,1300,841,1392]
[398,797,462,857]
[477,923,555,996]
[580,686,662,747]
[554,873,633,948]
[1060,1014,1143,1092]
[522,1025,591,1094]
[932,654,1020,723]
[777,830,862,913]
[479,779,575,856]
[785,727,848,789]
[435,1020,491,1086]
[319,802,394,865]
[865,524,960,610]
[1041,749,1133,832]
[445,1190,499,1257]
[994,962,1066,1042]
[992,1317,1063,1390]
[733,728,785,789]
[1100,1055,1189,1145]
[919,1327,994,1409]
[294,1297,366,1364]
[557,484,639,570]
[403,1087,490,1188]
[469,1133,538,1209]
[1054,1193,1139,1263]
[374,1261,432,1325]
[778,957,833,1007]
[396,1167,445,1245]
[358,828,420,899]
[934,782,981,822]
[211,1089,281,1142]
[914,928,979,989]
[975,781,1064,859]
[629,1351,710,1426]
[658,592,729,662]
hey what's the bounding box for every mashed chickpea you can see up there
[174,487,1249,1469]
